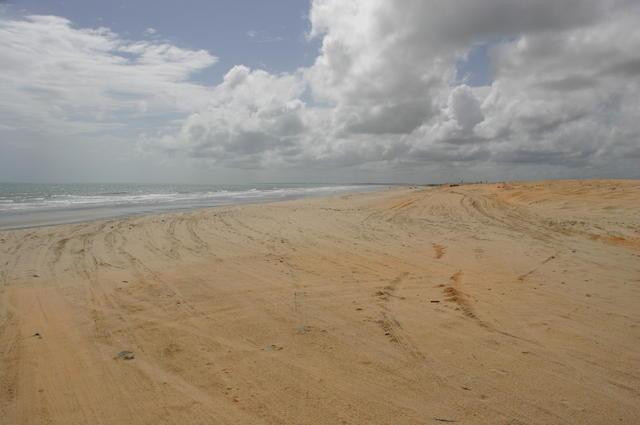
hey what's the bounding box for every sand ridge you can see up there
[0,180,639,424]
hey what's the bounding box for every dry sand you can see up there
[1,179,639,424]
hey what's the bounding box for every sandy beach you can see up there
[0,179,639,425]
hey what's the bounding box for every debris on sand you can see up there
[263,344,284,352]
[295,325,313,334]
[115,351,135,360]
[32,332,42,339]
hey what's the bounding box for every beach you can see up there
[0,179,639,424]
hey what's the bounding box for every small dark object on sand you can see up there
[263,344,283,351]
[296,325,313,334]
[434,418,457,423]
[32,332,42,339]
[115,351,135,360]
[430,300,440,303]
[32,274,39,278]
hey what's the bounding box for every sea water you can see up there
[0,182,386,229]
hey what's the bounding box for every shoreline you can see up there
[1,179,638,424]
[0,184,394,231]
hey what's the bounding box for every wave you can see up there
[0,185,368,213]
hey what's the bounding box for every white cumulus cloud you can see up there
[0,15,216,135]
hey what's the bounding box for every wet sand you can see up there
[1,180,639,424]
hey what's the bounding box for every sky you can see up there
[0,0,639,184]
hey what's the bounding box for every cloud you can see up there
[138,65,307,168]
[448,85,484,133]
[246,29,284,43]
[0,15,216,135]
[146,0,638,173]
[2,1,640,179]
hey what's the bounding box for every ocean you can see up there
[0,182,386,230]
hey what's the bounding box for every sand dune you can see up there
[1,180,639,424]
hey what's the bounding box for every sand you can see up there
[1,179,639,425]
